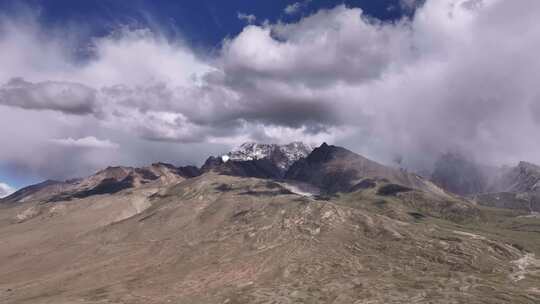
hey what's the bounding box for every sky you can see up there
[1,0,540,195]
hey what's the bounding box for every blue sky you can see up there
[0,0,411,51]
[1,0,539,194]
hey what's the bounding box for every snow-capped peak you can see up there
[223,142,313,170]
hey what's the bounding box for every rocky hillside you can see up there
[203,142,447,198]
[201,156,284,179]
[286,143,446,196]
[1,173,539,303]
[1,163,200,204]
[1,143,540,303]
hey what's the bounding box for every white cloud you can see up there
[1,0,540,180]
[0,182,15,198]
[285,3,302,15]
[237,12,256,24]
[77,28,213,88]
[50,136,119,149]
[224,6,413,84]
[284,0,311,15]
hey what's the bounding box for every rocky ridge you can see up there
[1,163,200,204]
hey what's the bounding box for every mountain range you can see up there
[1,142,540,303]
[431,153,540,213]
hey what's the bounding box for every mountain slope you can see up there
[0,179,74,204]
[201,156,284,179]
[1,163,200,204]
[285,143,445,195]
[0,173,538,303]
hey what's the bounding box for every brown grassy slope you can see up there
[0,173,539,303]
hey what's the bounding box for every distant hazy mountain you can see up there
[474,161,540,212]
[431,152,488,196]
[490,161,540,194]
[430,153,540,212]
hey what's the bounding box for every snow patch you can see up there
[509,253,540,282]
[452,230,486,240]
[519,212,540,219]
[281,181,320,197]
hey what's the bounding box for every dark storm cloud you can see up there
[0,78,97,115]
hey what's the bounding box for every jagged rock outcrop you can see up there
[201,142,313,179]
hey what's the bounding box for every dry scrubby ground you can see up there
[0,173,539,303]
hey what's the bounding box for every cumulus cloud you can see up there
[50,136,119,149]
[0,182,15,198]
[1,0,540,182]
[237,12,256,24]
[223,7,413,85]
